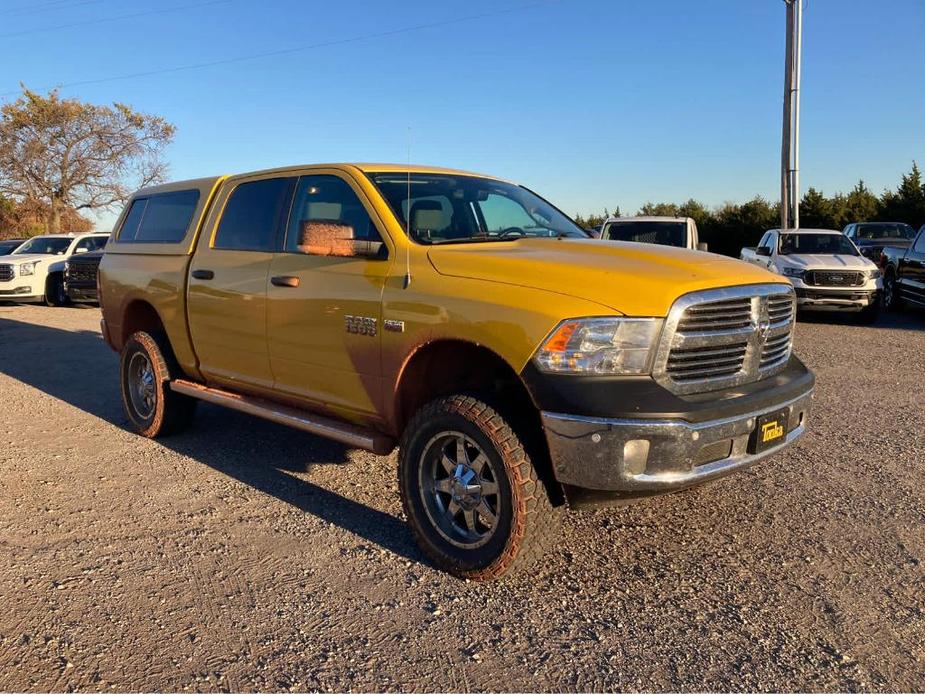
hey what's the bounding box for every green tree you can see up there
[838,180,879,226]
[878,162,925,228]
[800,187,836,229]
[638,202,680,216]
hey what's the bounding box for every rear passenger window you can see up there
[214,177,295,252]
[285,175,384,257]
[117,190,200,243]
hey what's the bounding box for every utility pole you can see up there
[780,0,803,230]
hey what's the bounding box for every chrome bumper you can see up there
[541,389,813,494]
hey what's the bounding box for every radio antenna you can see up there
[403,126,412,289]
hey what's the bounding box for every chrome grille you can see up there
[0,264,13,282]
[806,270,864,287]
[654,285,796,395]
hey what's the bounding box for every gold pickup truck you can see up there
[99,164,815,579]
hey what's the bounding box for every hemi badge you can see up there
[383,319,405,333]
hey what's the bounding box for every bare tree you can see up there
[0,86,175,233]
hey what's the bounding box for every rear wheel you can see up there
[398,394,561,580]
[44,274,68,307]
[120,331,197,438]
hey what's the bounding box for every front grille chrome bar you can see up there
[653,284,796,395]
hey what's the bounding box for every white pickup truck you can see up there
[600,216,708,251]
[0,232,109,305]
[740,228,882,321]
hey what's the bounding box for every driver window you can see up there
[75,237,105,253]
[758,232,771,249]
[286,175,384,257]
[477,193,536,234]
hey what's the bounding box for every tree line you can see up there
[574,163,925,256]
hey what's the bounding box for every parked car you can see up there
[843,222,917,264]
[740,228,881,322]
[600,216,707,251]
[64,249,105,304]
[880,224,925,311]
[0,239,25,255]
[100,164,814,580]
[0,232,109,305]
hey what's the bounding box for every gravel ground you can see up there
[0,302,923,691]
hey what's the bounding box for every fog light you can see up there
[623,439,650,476]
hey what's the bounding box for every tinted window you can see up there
[215,177,295,252]
[118,189,200,243]
[856,223,916,240]
[604,221,686,247]
[286,175,383,257]
[914,229,925,254]
[779,233,858,256]
[0,241,23,255]
[12,237,72,255]
[74,236,107,253]
[370,173,586,244]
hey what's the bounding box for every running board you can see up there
[170,380,394,455]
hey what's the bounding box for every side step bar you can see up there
[170,380,394,455]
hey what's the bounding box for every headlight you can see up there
[19,262,37,276]
[533,317,663,375]
[780,267,804,279]
[866,268,881,279]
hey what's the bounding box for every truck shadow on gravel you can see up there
[0,314,423,565]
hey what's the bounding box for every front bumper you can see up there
[790,276,881,312]
[541,386,813,496]
[0,282,41,300]
[65,282,98,303]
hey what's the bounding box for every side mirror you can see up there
[756,246,772,257]
[696,242,708,252]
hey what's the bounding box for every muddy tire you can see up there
[44,274,68,307]
[398,394,561,580]
[120,331,197,438]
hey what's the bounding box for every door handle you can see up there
[271,275,300,288]
[191,269,214,280]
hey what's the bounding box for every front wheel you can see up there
[44,274,68,307]
[398,395,561,580]
[120,331,197,438]
[883,272,902,311]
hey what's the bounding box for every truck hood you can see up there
[2,253,54,265]
[426,238,783,316]
[777,254,874,270]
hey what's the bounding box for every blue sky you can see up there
[1,0,923,230]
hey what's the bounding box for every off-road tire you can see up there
[120,331,197,438]
[44,274,68,307]
[398,394,561,580]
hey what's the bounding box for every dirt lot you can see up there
[0,303,923,691]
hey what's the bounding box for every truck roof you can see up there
[603,216,691,223]
[131,164,506,199]
[771,228,842,235]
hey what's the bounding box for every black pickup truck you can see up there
[64,250,104,303]
[881,225,925,310]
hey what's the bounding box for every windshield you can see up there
[0,241,23,255]
[603,221,686,247]
[780,233,858,256]
[369,173,587,244]
[12,236,72,255]
[856,223,915,240]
